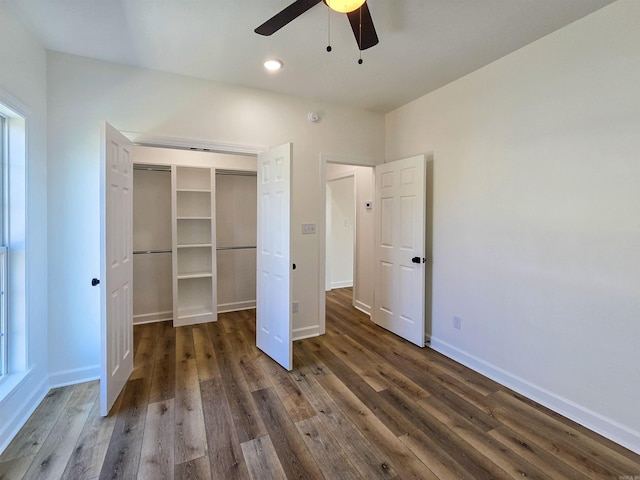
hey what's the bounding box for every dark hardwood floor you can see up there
[1,288,639,479]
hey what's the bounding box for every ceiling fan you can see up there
[255,0,379,51]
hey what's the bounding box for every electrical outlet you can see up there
[453,316,462,330]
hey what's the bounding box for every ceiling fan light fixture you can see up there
[326,0,366,14]
[263,58,283,71]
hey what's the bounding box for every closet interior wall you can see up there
[216,171,258,313]
[133,165,173,324]
[132,146,259,326]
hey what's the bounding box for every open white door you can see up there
[256,143,293,370]
[100,122,134,416]
[373,155,426,347]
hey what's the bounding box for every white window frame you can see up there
[0,246,6,377]
[0,114,5,376]
[0,91,28,388]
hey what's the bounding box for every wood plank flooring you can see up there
[1,288,639,479]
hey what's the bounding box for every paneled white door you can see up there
[256,143,293,370]
[100,122,134,416]
[373,155,426,347]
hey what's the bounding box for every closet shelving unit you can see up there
[172,166,217,326]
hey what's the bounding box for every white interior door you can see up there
[100,122,134,416]
[256,143,293,370]
[373,155,426,347]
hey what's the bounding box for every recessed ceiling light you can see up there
[264,59,283,71]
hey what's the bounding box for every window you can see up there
[0,114,5,377]
[0,94,27,386]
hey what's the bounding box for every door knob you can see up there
[91,278,100,286]
[411,257,421,264]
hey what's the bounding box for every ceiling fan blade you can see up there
[346,2,379,50]
[255,0,323,36]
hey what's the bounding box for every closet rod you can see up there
[133,164,171,172]
[215,170,257,177]
[133,249,172,255]
[216,246,257,251]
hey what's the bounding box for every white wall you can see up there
[328,176,355,289]
[353,167,374,314]
[216,173,258,312]
[386,0,640,453]
[46,52,384,378]
[0,4,49,452]
[132,168,172,324]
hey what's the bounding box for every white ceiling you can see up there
[5,0,615,113]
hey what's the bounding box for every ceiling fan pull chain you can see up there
[358,6,363,64]
[326,5,332,52]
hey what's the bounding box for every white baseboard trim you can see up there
[354,300,371,316]
[49,365,100,389]
[331,281,353,289]
[430,336,640,455]
[134,310,172,325]
[0,373,49,455]
[218,301,256,314]
[293,325,321,342]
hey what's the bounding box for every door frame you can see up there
[319,153,434,346]
[102,129,267,392]
[122,132,267,156]
[318,153,375,328]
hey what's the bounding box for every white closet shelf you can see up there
[177,306,214,319]
[173,166,216,327]
[177,271,213,279]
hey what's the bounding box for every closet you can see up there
[132,146,257,327]
[215,171,257,313]
[133,164,173,324]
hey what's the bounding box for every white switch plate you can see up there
[302,223,316,234]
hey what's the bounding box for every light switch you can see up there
[302,223,316,234]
